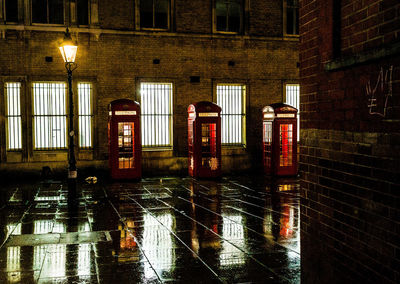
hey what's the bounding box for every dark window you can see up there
[140,0,169,29]
[216,0,242,33]
[286,0,299,35]
[32,0,64,24]
[77,0,89,26]
[5,0,18,22]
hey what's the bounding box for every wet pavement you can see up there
[0,175,300,283]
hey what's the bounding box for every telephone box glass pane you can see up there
[118,122,135,169]
[280,124,293,167]
[263,121,272,168]
[201,123,218,170]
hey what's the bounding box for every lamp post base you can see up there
[68,170,77,179]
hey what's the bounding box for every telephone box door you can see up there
[275,120,297,176]
[188,102,221,178]
[109,99,141,179]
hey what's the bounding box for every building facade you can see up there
[0,0,299,175]
[300,0,399,283]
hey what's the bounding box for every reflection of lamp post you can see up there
[59,28,78,182]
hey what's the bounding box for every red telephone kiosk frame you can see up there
[263,103,298,176]
[108,99,142,179]
[188,101,222,178]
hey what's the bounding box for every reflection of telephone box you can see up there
[108,99,141,179]
[262,103,297,176]
[188,101,222,178]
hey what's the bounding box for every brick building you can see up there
[0,0,299,175]
[300,0,399,283]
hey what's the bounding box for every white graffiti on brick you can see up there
[365,65,393,117]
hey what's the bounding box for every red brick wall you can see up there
[300,0,400,283]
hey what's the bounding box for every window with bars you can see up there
[139,0,169,29]
[32,0,64,24]
[78,83,92,148]
[140,83,173,148]
[215,0,243,33]
[217,84,246,146]
[33,83,67,149]
[284,0,299,35]
[5,83,22,150]
[285,84,300,141]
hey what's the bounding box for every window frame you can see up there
[135,0,172,31]
[284,83,300,141]
[77,82,93,149]
[31,0,65,25]
[32,82,68,150]
[215,83,246,147]
[139,81,174,150]
[213,0,244,34]
[283,0,299,37]
[4,82,22,151]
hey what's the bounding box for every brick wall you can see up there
[300,0,400,283]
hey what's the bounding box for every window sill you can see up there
[325,42,400,71]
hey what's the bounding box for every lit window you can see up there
[33,83,67,149]
[140,82,173,148]
[215,0,243,33]
[78,83,92,148]
[217,84,246,145]
[140,0,169,29]
[5,83,22,150]
[5,0,18,23]
[32,0,64,24]
[284,0,299,35]
[285,84,300,141]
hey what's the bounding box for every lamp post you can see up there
[59,28,78,183]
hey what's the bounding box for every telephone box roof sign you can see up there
[109,99,140,114]
[188,101,222,116]
[263,103,297,120]
[263,103,298,114]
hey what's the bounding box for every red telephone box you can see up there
[188,101,222,178]
[108,99,141,179]
[263,103,298,176]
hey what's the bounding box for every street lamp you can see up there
[59,28,78,182]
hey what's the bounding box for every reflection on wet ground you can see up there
[0,176,300,283]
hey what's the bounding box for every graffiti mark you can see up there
[365,66,393,117]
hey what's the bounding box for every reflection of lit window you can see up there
[79,222,91,232]
[35,196,62,201]
[220,214,245,266]
[40,244,66,278]
[142,213,175,279]
[7,246,21,283]
[7,223,22,235]
[78,244,91,276]
[33,245,47,271]
[52,221,66,233]
[34,220,53,234]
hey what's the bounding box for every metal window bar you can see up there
[33,83,67,150]
[140,83,173,148]
[217,84,245,145]
[78,83,93,148]
[5,83,22,150]
[285,84,300,141]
